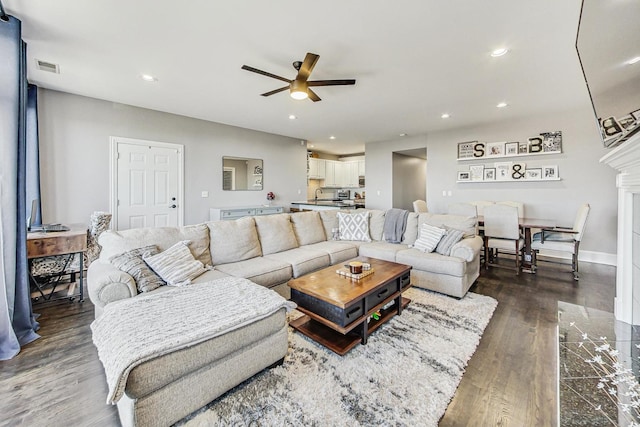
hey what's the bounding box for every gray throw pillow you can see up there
[109,245,165,293]
[143,240,211,287]
[435,228,465,256]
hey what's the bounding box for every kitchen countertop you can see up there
[291,199,365,208]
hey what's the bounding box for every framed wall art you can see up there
[457,171,471,181]
[486,142,505,157]
[469,164,484,181]
[483,168,496,181]
[525,168,542,180]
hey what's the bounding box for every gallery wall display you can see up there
[456,130,562,183]
[457,131,562,160]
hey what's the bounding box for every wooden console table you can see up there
[27,224,87,303]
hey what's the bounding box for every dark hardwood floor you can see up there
[0,261,616,427]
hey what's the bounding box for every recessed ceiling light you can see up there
[140,74,157,82]
[329,136,336,140]
[289,114,297,120]
[491,48,509,57]
[441,113,450,119]
[627,56,640,65]
[399,133,407,137]
[496,102,508,108]
[309,144,315,148]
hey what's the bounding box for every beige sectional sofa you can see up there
[89,209,482,315]
[87,209,481,426]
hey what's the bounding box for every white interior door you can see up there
[111,137,184,230]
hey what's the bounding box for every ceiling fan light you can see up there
[290,80,309,100]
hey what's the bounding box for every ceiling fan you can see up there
[241,52,356,102]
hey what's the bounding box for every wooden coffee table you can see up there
[289,257,412,355]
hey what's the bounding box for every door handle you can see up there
[169,204,177,208]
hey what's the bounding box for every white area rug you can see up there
[177,287,497,426]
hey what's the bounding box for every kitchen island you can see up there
[290,200,365,212]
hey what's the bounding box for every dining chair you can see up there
[412,200,428,213]
[469,201,495,216]
[496,201,524,218]
[483,204,524,274]
[448,203,478,217]
[531,203,590,280]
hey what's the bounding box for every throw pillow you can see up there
[435,227,465,256]
[143,240,211,286]
[109,245,166,293]
[413,223,445,253]
[337,211,372,242]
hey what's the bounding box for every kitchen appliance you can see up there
[337,190,350,200]
[359,176,365,187]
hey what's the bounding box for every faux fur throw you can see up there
[91,277,296,404]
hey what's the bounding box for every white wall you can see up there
[37,89,307,226]
[366,105,618,256]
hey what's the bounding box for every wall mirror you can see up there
[222,156,263,191]
[576,0,640,148]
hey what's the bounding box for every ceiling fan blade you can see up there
[261,86,289,97]
[296,53,320,82]
[308,89,321,102]
[241,65,291,83]
[308,79,356,87]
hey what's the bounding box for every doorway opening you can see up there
[392,148,427,211]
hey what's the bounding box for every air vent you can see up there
[35,60,60,73]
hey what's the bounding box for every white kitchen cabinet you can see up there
[358,160,365,177]
[308,158,326,179]
[324,161,337,187]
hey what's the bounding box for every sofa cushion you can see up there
[143,241,211,286]
[318,210,340,241]
[207,217,262,265]
[435,228,465,256]
[419,213,477,238]
[302,241,359,264]
[362,209,386,241]
[99,223,212,266]
[254,214,299,255]
[109,245,165,293]
[215,257,292,288]
[396,248,467,277]
[402,212,419,246]
[338,211,371,242]
[264,248,330,278]
[358,242,409,263]
[413,223,445,253]
[290,211,326,245]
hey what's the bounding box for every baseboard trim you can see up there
[536,249,617,266]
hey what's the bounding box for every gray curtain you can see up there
[0,15,40,360]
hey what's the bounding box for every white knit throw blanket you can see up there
[91,277,296,404]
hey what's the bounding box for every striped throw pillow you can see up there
[435,228,465,256]
[109,245,166,293]
[143,240,211,286]
[413,223,445,253]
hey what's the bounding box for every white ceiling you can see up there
[5,0,589,155]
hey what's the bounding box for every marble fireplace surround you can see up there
[600,132,640,324]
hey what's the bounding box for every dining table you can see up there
[477,216,556,273]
